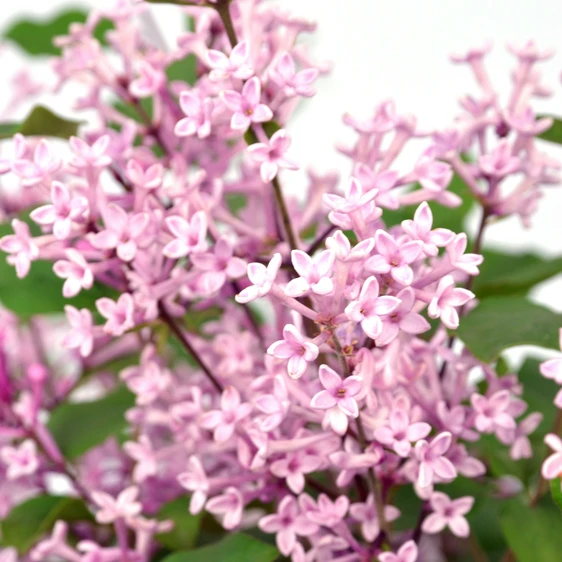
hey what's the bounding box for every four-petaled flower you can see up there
[285,249,335,298]
[63,305,95,357]
[53,249,94,298]
[350,495,401,542]
[175,92,214,139]
[91,486,142,524]
[206,487,244,530]
[414,431,457,488]
[220,77,273,131]
[427,275,474,330]
[178,456,209,514]
[374,407,431,457]
[270,52,318,98]
[422,492,474,538]
[96,293,135,336]
[470,390,516,434]
[247,129,299,183]
[0,439,39,480]
[0,219,39,278]
[310,365,362,435]
[267,324,319,379]
[206,40,253,81]
[235,253,282,303]
[163,211,208,259]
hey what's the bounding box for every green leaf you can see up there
[166,55,197,86]
[537,115,562,145]
[47,386,134,460]
[1,495,92,554]
[551,478,562,511]
[155,497,202,550]
[473,249,562,298]
[383,172,475,232]
[3,10,112,56]
[159,533,279,562]
[0,105,81,141]
[456,297,562,362]
[500,499,562,561]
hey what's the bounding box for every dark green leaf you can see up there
[159,533,279,562]
[3,10,112,56]
[155,497,202,550]
[48,386,134,460]
[383,173,475,232]
[537,115,562,145]
[1,495,92,554]
[225,194,247,215]
[473,249,562,298]
[500,498,562,561]
[113,98,153,125]
[166,55,197,86]
[551,478,562,511]
[456,297,562,362]
[0,106,80,141]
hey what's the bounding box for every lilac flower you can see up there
[200,386,252,443]
[0,548,17,562]
[175,92,213,139]
[0,439,39,480]
[270,52,318,97]
[267,324,319,379]
[345,276,401,339]
[446,233,484,275]
[326,230,374,262]
[542,434,562,480]
[305,494,349,527]
[254,375,290,432]
[69,135,111,169]
[323,177,377,215]
[29,521,69,561]
[178,456,209,514]
[220,77,273,131]
[413,154,453,195]
[0,219,39,278]
[91,486,142,524]
[374,407,431,457]
[258,495,319,556]
[414,432,457,487]
[206,40,253,81]
[53,249,94,298]
[366,230,423,286]
[470,390,516,434]
[377,287,430,346]
[497,412,543,460]
[310,365,361,435]
[271,450,323,493]
[206,487,244,530]
[12,139,61,186]
[379,540,418,562]
[235,253,282,303]
[63,305,94,357]
[401,202,454,257]
[125,160,164,191]
[123,436,157,483]
[285,249,334,298]
[427,275,474,330]
[30,181,88,239]
[96,293,135,336]
[540,331,562,383]
[247,129,299,183]
[91,205,150,262]
[422,492,474,538]
[350,496,400,542]
[163,211,208,258]
[129,61,165,98]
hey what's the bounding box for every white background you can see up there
[1,0,562,359]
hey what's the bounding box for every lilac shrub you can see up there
[0,1,562,561]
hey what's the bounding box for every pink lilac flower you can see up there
[323,176,377,215]
[478,140,520,178]
[69,135,111,169]
[123,436,157,482]
[258,495,319,556]
[540,330,562,383]
[163,211,208,259]
[53,249,94,297]
[30,181,88,239]
[0,439,39,480]
[175,92,214,139]
[0,219,39,278]
[200,386,252,443]
[63,305,94,357]
[91,486,142,524]
[414,432,457,487]
[310,365,361,435]
[271,450,323,494]
[96,293,135,336]
[220,77,273,131]
[427,275,474,330]
[178,456,209,515]
[422,492,474,538]
[401,202,454,257]
[366,230,423,285]
[270,52,318,98]
[345,276,401,339]
[379,540,418,562]
[29,521,69,561]
[326,230,374,262]
[91,205,150,262]
[206,40,253,81]
[0,548,17,562]
[446,233,484,275]
[247,129,298,183]
[206,487,244,530]
[267,324,319,379]
[284,249,335,297]
[235,253,282,303]
[374,407,431,457]
[129,61,165,98]
[305,494,349,527]
[470,390,516,433]
[254,375,290,432]
[350,496,400,542]
[542,434,562,480]
[12,139,61,186]
[497,412,543,460]
[125,160,164,191]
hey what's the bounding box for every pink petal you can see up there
[310,390,337,410]
[319,365,342,391]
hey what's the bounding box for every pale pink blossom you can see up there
[175,92,213,139]
[53,249,94,297]
[206,40,253,81]
[422,492,474,538]
[178,456,209,515]
[350,496,400,542]
[247,129,298,183]
[206,487,244,530]
[285,249,334,298]
[379,540,418,562]
[267,324,319,379]
[91,486,142,524]
[96,293,135,336]
[542,433,562,480]
[235,253,282,303]
[220,77,273,131]
[0,219,39,278]
[63,305,94,357]
[427,275,474,330]
[270,52,318,97]
[163,211,208,258]
[414,432,457,487]
[0,439,39,480]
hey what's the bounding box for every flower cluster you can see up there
[0,1,560,562]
